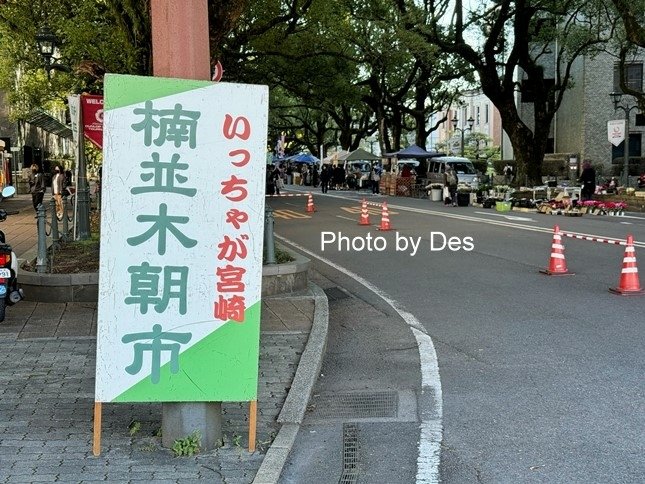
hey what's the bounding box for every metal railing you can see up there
[35,195,77,273]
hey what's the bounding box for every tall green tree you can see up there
[404,0,617,184]
[610,0,645,110]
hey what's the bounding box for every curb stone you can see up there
[252,283,329,484]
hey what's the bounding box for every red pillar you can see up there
[151,0,211,80]
[150,0,220,451]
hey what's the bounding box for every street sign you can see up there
[81,94,104,149]
[608,119,625,147]
[96,74,268,403]
[10,147,19,152]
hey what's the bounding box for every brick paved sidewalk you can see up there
[0,294,315,484]
[1,194,41,260]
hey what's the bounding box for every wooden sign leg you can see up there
[92,402,102,456]
[248,400,257,452]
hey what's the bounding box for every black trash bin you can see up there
[457,192,470,207]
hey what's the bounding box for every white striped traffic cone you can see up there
[306,193,316,213]
[377,201,392,231]
[609,235,644,295]
[540,225,573,275]
[358,198,370,226]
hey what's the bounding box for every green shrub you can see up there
[172,430,201,457]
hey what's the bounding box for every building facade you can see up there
[438,49,644,178]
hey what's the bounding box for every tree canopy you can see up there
[0,0,641,177]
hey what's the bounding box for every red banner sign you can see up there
[81,94,104,149]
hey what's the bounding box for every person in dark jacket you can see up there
[320,165,331,193]
[28,164,45,211]
[578,160,596,201]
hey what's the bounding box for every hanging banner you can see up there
[607,119,625,147]
[67,95,81,144]
[81,94,104,149]
[95,74,268,403]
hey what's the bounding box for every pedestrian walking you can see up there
[28,164,45,212]
[503,163,513,184]
[333,165,345,190]
[52,165,65,220]
[444,166,459,206]
[370,165,381,194]
[320,165,331,193]
[312,165,319,187]
[286,164,293,185]
[578,160,596,201]
[271,164,283,195]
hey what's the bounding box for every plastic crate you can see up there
[496,201,512,212]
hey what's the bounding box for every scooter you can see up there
[0,186,24,322]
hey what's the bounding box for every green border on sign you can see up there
[104,74,213,111]
[112,301,261,402]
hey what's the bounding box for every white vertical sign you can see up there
[68,95,81,144]
[607,119,625,147]
[96,74,268,403]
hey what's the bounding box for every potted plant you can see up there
[426,182,444,202]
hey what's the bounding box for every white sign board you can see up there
[68,95,81,144]
[607,119,626,147]
[95,74,268,403]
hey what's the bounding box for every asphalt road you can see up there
[271,187,644,483]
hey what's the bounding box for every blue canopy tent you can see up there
[268,153,288,164]
[287,153,320,164]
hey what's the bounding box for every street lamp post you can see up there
[35,26,70,78]
[452,116,475,156]
[35,27,91,239]
[610,92,639,187]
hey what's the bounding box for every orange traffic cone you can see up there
[358,198,370,226]
[377,201,392,231]
[609,235,644,295]
[306,193,316,213]
[540,225,573,275]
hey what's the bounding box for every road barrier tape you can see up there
[266,193,309,197]
[560,232,628,246]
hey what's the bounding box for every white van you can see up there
[427,156,480,188]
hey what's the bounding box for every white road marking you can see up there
[474,211,535,222]
[620,222,633,225]
[275,235,442,484]
[336,215,357,222]
[283,187,645,249]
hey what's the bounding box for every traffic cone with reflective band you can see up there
[540,225,573,275]
[377,201,392,231]
[358,199,370,225]
[306,193,316,213]
[609,235,644,295]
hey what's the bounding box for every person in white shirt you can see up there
[52,165,65,220]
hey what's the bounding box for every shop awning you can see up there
[25,110,73,139]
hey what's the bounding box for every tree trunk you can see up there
[505,123,543,186]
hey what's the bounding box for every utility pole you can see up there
[150,0,221,451]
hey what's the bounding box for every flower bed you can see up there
[578,200,627,215]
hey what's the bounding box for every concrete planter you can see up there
[261,249,310,296]
[20,271,99,303]
[20,248,310,303]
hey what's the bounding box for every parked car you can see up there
[426,156,481,189]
